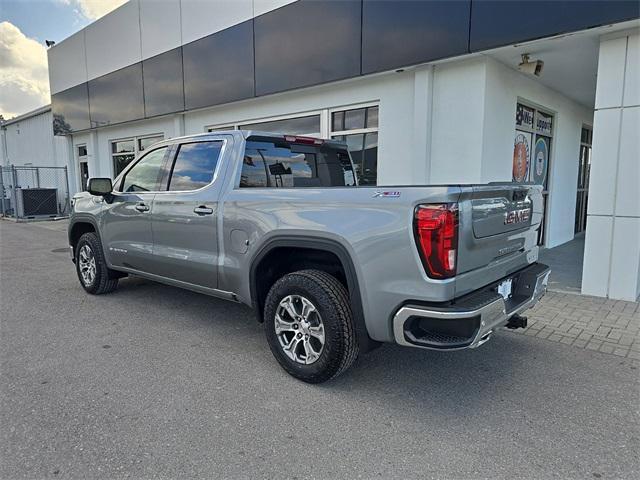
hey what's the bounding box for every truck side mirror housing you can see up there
[87,178,113,196]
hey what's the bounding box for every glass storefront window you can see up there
[138,135,163,152]
[205,104,380,185]
[331,106,379,185]
[111,134,163,177]
[239,115,321,137]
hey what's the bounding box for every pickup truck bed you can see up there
[69,131,549,383]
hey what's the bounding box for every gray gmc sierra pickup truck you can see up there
[69,131,550,383]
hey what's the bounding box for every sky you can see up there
[0,0,127,119]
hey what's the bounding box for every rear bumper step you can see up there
[392,263,550,350]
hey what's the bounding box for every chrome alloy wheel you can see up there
[275,295,325,365]
[78,244,96,286]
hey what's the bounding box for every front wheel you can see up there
[75,232,119,295]
[264,269,359,383]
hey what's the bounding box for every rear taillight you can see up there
[414,203,458,279]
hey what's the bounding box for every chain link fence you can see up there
[0,166,71,220]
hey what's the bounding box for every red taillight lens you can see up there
[414,203,458,279]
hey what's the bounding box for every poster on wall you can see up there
[516,103,535,129]
[535,111,553,136]
[533,136,549,185]
[513,131,531,182]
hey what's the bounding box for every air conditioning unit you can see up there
[15,188,59,218]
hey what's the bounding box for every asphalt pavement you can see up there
[1,220,638,479]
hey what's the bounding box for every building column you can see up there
[582,30,640,301]
[88,131,101,177]
[173,113,185,138]
[412,66,433,184]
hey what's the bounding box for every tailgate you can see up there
[454,183,543,295]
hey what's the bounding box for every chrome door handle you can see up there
[134,203,149,212]
[194,206,213,215]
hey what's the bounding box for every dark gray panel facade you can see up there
[254,0,361,96]
[470,0,640,52]
[143,47,185,118]
[362,0,471,75]
[88,63,145,127]
[52,83,90,134]
[183,20,254,110]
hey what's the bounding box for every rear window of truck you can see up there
[239,136,356,188]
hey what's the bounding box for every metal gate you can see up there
[0,165,71,220]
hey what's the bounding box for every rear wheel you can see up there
[75,232,119,295]
[264,269,358,383]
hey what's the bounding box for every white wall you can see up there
[428,55,592,248]
[2,110,57,167]
[582,30,640,301]
[430,57,486,183]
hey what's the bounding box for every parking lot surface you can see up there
[1,220,639,479]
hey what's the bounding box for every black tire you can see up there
[75,232,119,295]
[264,269,359,383]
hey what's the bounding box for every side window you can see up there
[121,147,167,192]
[240,141,317,188]
[167,141,223,191]
[239,153,268,188]
[240,139,355,188]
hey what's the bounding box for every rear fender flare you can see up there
[249,235,378,353]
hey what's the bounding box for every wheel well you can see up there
[253,247,347,321]
[69,222,96,252]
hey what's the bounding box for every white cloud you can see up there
[61,0,129,21]
[0,22,50,119]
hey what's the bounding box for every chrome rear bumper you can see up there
[393,263,550,350]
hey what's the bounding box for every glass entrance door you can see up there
[575,126,592,234]
[77,145,89,191]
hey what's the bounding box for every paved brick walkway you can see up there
[515,291,640,359]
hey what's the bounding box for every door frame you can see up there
[76,144,88,192]
[575,124,592,235]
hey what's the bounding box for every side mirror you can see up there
[87,178,113,196]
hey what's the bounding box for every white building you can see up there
[28,0,640,300]
[0,105,70,169]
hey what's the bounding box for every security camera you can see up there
[45,40,56,47]
[518,54,544,77]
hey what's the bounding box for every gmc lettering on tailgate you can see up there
[504,208,530,225]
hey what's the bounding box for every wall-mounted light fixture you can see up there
[518,54,544,77]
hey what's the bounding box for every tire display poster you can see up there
[533,136,549,185]
[513,131,530,182]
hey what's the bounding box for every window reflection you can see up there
[168,142,223,191]
[88,63,144,127]
[240,138,355,188]
[332,133,378,186]
[52,84,91,134]
[121,147,167,192]
[143,48,185,117]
